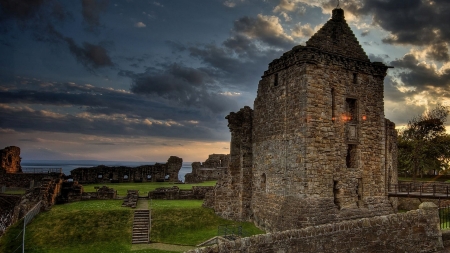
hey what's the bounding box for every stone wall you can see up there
[385,119,398,212]
[0,146,21,173]
[185,154,229,183]
[148,186,213,200]
[399,197,450,211]
[71,156,183,183]
[0,173,61,188]
[186,203,443,253]
[207,107,253,221]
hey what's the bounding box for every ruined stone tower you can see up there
[206,8,397,232]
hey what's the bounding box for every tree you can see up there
[397,104,450,179]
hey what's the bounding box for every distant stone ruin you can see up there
[205,8,398,233]
[0,146,22,174]
[70,156,183,183]
[185,154,230,183]
[148,186,213,200]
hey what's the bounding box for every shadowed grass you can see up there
[83,181,217,196]
[150,200,264,246]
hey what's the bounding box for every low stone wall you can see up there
[398,197,450,211]
[0,173,62,188]
[0,194,21,237]
[149,186,213,200]
[185,202,443,253]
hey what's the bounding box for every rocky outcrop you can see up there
[0,146,22,173]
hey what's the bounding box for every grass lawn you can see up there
[150,200,264,246]
[0,198,264,253]
[83,181,217,196]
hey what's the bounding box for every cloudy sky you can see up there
[0,0,449,162]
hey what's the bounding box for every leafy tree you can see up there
[397,104,450,179]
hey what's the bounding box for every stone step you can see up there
[131,209,150,244]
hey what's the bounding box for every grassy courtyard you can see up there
[0,199,264,253]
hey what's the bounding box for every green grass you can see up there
[150,200,264,246]
[3,189,26,195]
[0,198,264,252]
[83,181,217,196]
[0,200,133,253]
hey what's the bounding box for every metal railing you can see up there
[439,205,450,230]
[217,225,248,240]
[388,182,450,198]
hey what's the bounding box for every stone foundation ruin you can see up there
[185,154,230,183]
[206,8,398,233]
[70,156,183,183]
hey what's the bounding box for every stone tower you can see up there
[207,8,397,232]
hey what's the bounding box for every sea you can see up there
[20,160,193,182]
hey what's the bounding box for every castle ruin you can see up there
[0,146,22,174]
[70,156,183,183]
[185,154,230,183]
[206,8,398,232]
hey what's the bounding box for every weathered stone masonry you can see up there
[206,8,398,232]
[0,146,22,174]
[185,154,230,183]
[71,156,183,183]
[186,203,443,253]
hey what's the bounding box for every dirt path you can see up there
[136,199,149,210]
[130,243,195,252]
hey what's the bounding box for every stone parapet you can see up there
[186,203,443,253]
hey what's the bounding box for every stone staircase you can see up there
[132,209,150,244]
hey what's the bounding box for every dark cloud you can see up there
[82,0,109,32]
[0,0,69,32]
[129,63,240,114]
[0,79,231,141]
[0,1,113,70]
[66,39,113,69]
[231,14,295,49]
[361,30,369,37]
[426,42,450,62]
[0,104,226,141]
[45,25,114,71]
[389,54,450,90]
[368,53,389,63]
[337,0,450,62]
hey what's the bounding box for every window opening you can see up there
[274,73,279,86]
[97,174,103,179]
[331,88,336,122]
[345,98,357,122]
[346,144,357,168]
[261,173,266,192]
[124,174,129,180]
[353,73,357,84]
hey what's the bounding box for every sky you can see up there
[0,0,449,162]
